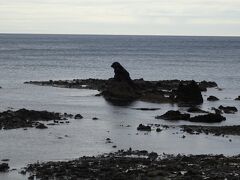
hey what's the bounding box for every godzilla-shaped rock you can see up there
[102,62,140,102]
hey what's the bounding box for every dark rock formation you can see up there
[25,63,219,105]
[207,96,219,101]
[102,62,140,103]
[0,163,9,172]
[74,114,83,119]
[219,105,238,114]
[187,107,208,113]
[189,113,226,123]
[0,109,70,130]
[111,62,132,83]
[198,81,218,91]
[155,110,190,120]
[175,81,203,104]
[35,123,48,129]
[181,125,240,136]
[235,96,240,100]
[137,124,151,131]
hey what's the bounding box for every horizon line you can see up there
[0,32,239,38]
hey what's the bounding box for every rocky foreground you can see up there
[25,149,240,180]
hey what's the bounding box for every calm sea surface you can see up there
[0,34,240,179]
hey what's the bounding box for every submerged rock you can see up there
[189,113,226,123]
[207,96,219,101]
[155,110,190,120]
[175,81,203,105]
[219,105,238,114]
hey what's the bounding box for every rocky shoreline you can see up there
[24,149,240,180]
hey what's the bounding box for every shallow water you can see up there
[0,34,240,179]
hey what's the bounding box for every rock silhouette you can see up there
[176,80,203,104]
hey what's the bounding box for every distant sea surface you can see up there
[0,34,240,179]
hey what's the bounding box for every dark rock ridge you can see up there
[219,105,238,114]
[137,124,151,131]
[26,150,240,180]
[156,110,226,123]
[187,107,208,113]
[181,125,240,136]
[25,63,217,105]
[175,80,203,104]
[189,113,226,123]
[0,109,71,130]
[207,95,219,101]
[155,110,190,120]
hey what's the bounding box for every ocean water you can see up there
[0,34,240,179]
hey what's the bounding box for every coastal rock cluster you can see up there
[25,150,240,180]
[0,109,73,130]
[25,62,218,105]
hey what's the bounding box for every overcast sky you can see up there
[0,0,239,36]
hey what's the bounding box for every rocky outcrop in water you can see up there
[155,110,190,120]
[219,105,238,114]
[189,113,226,123]
[25,63,218,105]
[207,95,219,101]
[175,81,203,104]
[0,163,9,172]
[235,96,240,100]
[0,109,71,130]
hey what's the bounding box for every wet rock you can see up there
[156,128,162,132]
[0,163,9,172]
[187,107,208,113]
[155,110,190,121]
[235,96,240,100]
[198,81,218,90]
[0,109,67,130]
[35,123,48,129]
[219,105,238,114]
[137,124,151,131]
[74,114,83,119]
[189,113,226,123]
[176,80,203,104]
[207,96,219,101]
